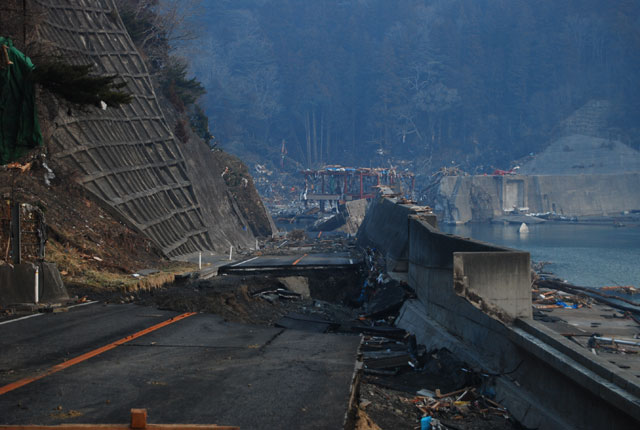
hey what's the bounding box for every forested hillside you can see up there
[187,0,640,174]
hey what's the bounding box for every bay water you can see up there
[440,223,640,289]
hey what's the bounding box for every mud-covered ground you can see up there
[135,274,360,326]
[0,163,194,309]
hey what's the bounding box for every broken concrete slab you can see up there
[277,276,310,298]
[364,283,407,319]
[348,323,407,340]
[275,312,339,333]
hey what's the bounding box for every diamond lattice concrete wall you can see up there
[35,0,213,257]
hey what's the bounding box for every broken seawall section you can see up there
[358,193,640,429]
[437,173,640,224]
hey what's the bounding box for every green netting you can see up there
[0,37,43,165]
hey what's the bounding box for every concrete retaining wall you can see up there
[33,0,271,256]
[437,173,640,223]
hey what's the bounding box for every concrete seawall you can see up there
[358,195,640,428]
[356,195,436,272]
[437,173,640,223]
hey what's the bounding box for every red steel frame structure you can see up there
[300,166,415,203]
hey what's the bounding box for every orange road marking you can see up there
[0,312,196,396]
[0,424,237,429]
[292,253,308,266]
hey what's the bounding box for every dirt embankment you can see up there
[1,162,194,297]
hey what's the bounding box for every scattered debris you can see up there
[600,285,639,295]
[531,288,591,310]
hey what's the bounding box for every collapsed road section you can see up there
[219,252,359,274]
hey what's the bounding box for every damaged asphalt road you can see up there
[0,303,361,429]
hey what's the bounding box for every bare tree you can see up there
[114,0,203,68]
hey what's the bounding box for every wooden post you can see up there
[2,45,14,66]
[130,409,147,429]
[10,203,20,265]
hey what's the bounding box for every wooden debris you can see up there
[412,386,510,421]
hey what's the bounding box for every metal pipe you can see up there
[594,336,640,347]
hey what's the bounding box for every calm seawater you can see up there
[439,223,640,289]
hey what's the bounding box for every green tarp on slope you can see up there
[0,37,42,165]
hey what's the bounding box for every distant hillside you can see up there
[187,0,640,174]
[519,135,640,175]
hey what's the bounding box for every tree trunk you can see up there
[320,110,324,166]
[351,114,356,153]
[312,109,318,167]
[305,112,312,168]
[326,121,331,165]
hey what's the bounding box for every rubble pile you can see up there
[350,247,520,430]
[419,166,468,204]
[358,337,520,430]
[413,387,511,425]
[531,287,592,310]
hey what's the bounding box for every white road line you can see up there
[67,300,99,309]
[231,256,259,267]
[0,301,100,327]
[0,313,42,326]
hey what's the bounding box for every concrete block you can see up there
[0,262,68,306]
[1,263,38,305]
[39,262,69,303]
[453,251,532,321]
[130,408,147,429]
[277,276,310,298]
